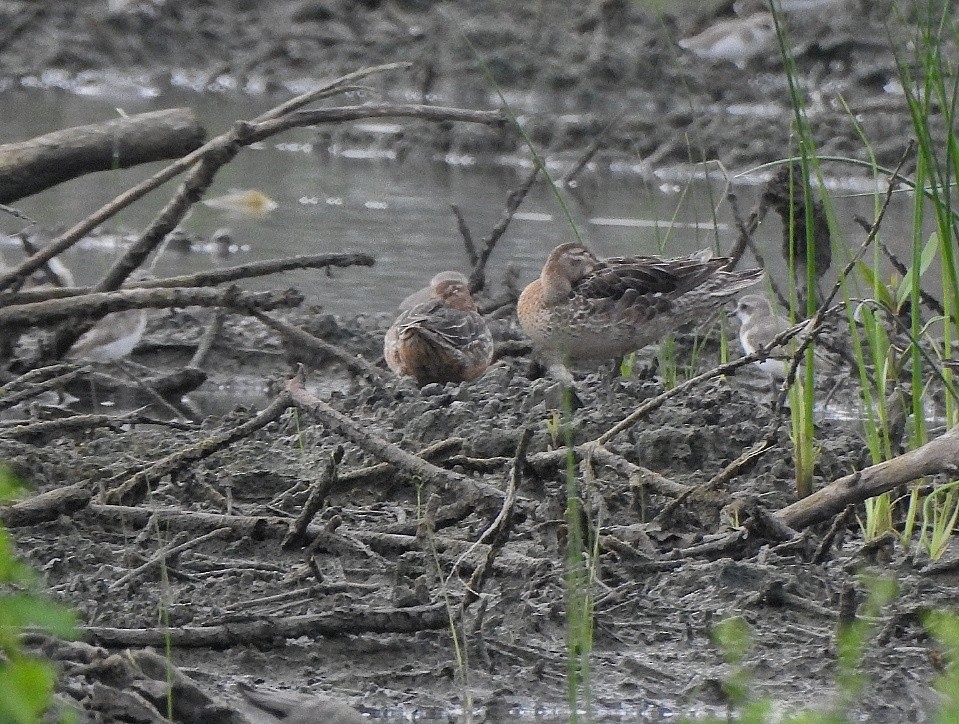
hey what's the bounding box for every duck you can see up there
[384,271,493,385]
[518,242,763,383]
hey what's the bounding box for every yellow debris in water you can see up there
[203,189,278,216]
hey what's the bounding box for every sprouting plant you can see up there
[919,479,959,560]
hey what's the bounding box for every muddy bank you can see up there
[0,0,925,176]
[0,296,953,722]
[0,2,955,722]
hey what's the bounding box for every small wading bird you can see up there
[67,270,153,364]
[678,12,777,69]
[730,293,833,384]
[384,271,493,386]
[518,242,763,384]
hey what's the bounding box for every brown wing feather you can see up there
[398,300,487,349]
[575,255,729,300]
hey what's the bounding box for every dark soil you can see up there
[0,1,955,722]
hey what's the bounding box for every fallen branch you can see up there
[0,252,375,306]
[0,286,302,330]
[286,367,504,501]
[110,527,232,591]
[777,425,959,530]
[252,310,385,385]
[101,390,294,506]
[0,108,205,203]
[84,603,450,648]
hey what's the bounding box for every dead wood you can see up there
[101,390,294,506]
[0,108,205,203]
[4,410,194,444]
[0,253,376,306]
[83,602,450,648]
[466,165,539,294]
[0,366,81,411]
[777,425,959,530]
[252,310,385,385]
[0,286,303,331]
[458,426,528,615]
[286,367,504,501]
[0,67,502,311]
[110,527,232,591]
[282,446,343,550]
[62,366,207,401]
[0,481,92,527]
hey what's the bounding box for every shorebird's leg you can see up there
[545,362,584,410]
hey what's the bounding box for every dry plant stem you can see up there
[778,425,959,529]
[457,427,529,615]
[251,310,385,385]
[286,367,504,501]
[84,603,450,649]
[812,504,855,564]
[0,369,80,411]
[188,309,224,369]
[468,165,539,293]
[450,203,478,266]
[0,63,413,292]
[109,528,228,591]
[102,390,294,506]
[722,192,765,271]
[251,62,412,123]
[0,286,302,330]
[282,447,343,550]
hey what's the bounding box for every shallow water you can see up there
[0,87,929,317]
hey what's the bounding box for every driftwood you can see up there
[0,108,205,203]
[0,286,302,331]
[83,603,450,648]
[286,367,504,501]
[778,425,959,530]
[0,252,376,306]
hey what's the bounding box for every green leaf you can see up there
[0,655,56,723]
[896,231,939,310]
[0,594,77,640]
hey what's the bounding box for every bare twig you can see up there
[468,165,540,294]
[109,528,232,591]
[286,366,504,501]
[251,310,385,385]
[101,390,294,506]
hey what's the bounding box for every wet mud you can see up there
[0,1,954,722]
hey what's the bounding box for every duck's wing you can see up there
[398,300,490,350]
[575,254,730,301]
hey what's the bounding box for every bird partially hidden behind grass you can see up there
[678,12,777,69]
[384,271,493,386]
[730,293,836,387]
[518,242,764,386]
